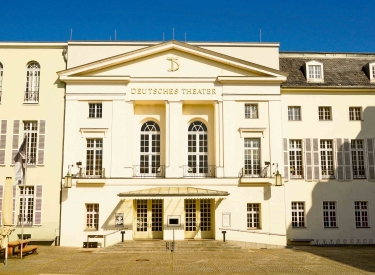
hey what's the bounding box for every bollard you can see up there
[121,230,125,242]
[222,231,226,242]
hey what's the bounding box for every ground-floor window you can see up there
[355,201,369,228]
[323,201,337,228]
[247,203,260,229]
[291,202,305,228]
[18,186,34,225]
[86,203,99,230]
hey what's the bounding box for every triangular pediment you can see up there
[58,40,287,83]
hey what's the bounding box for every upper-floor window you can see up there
[319,106,332,121]
[0,63,3,103]
[304,61,324,83]
[187,121,208,175]
[351,140,365,179]
[372,65,375,79]
[25,62,40,103]
[140,121,160,175]
[367,63,375,82]
[289,140,303,178]
[89,103,102,118]
[86,139,103,177]
[245,104,258,119]
[288,106,301,121]
[24,121,38,165]
[244,138,260,176]
[349,107,362,121]
[320,140,334,178]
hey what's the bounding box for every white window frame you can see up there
[349,107,362,121]
[318,106,332,121]
[355,201,369,228]
[247,203,260,229]
[245,104,258,119]
[18,186,34,226]
[323,201,338,228]
[243,138,261,177]
[288,106,301,121]
[289,140,303,178]
[320,140,334,178]
[187,121,208,176]
[88,103,102,118]
[23,121,38,165]
[85,203,99,230]
[304,60,324,83]
[351,140,366,179]
[139,121,161,176]
[86,138,103,177]
[291,202,305,228]
[25,62,40,103]
[369,63,375,82]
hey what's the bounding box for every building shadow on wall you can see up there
[286,106,375,272]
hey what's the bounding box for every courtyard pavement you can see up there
[1,245,375,274]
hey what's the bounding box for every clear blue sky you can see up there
[1,0,374,52]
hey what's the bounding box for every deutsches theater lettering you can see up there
[131,88,216,95]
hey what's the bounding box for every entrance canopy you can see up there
[117,187,229,199]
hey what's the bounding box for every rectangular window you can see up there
[86,203,99,230]
[288,106,301,121]
[372,65,375,78]
[291,202,305,228]
[86,139,103,176]
[349,107,362,121]
[18,186,34,226]
[355,201,369,228]
[308,65,321,79]
[289,140,303,178]
[318,106,332,120]
[320,140,334,178]
[245,104,258,119]
[247,203,260,229]
[89,103,102,118]
[0,64,3,103]
[323,201,337,228]
[351,140,366,179]
[244,138,260,176]
[23,121,38,165]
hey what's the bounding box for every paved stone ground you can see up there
[1,246,375,274]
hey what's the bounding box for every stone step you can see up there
[102,240,244,253]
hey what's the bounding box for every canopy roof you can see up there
[118,187,229,199]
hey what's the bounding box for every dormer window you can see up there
[370,63,375,82]
[304,61,324,83]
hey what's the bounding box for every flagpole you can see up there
[20,133,28,259]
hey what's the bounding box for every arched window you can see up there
[0,63,3,103]
[187,121,208,175]
[25,62,40,103]
[140,121,160,175]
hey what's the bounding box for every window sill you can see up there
[23,103,40,105]
[288,120,302,122]
[84,228,99,232]
[323,227,339,229]
[247,228,261,230]
[318,119,333,121]
[87,117,102,119]
[356,227,371,229]
[291,227,307,229]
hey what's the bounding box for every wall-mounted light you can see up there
[273,163,283,186]
[64,165,72,188]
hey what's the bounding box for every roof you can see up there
[280,57,375,88]
[118,187,229,199]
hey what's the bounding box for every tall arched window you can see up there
[25,62,40,103]
[140,121,161,175]
[187,121,208,175]
[0,63,3,103]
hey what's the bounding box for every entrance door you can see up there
[134,199,163,239]
[184,199,213,239]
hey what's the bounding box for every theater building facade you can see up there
[58,41,289,247]
[1,39,369,248]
